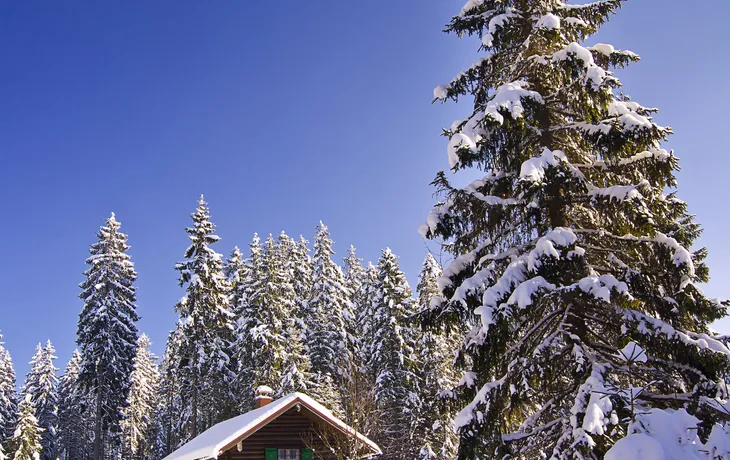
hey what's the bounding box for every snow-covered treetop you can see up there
[174,195,232,326]
[80,213,137,305]
[175,195,224,287]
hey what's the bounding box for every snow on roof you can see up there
[162,392,382,460]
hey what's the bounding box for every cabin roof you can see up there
[162,392,382,460]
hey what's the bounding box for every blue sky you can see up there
[1,1,728,378]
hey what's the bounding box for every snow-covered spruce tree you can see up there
[271,233,303,387]
[342,246,366,372]
[57,350,91,460]
[274,232,319,401]
[414,254,459,459]
[224,245,247,404]
[225,246,247,318]
[21,342,58,460]
[235,235,289,408]
[232,234,267,410]
[309,372,345,419]
[421,1,730,457]
[155,323,186,456]
[293,236,314,320]
[274,233,306,334]
[341,246,368,419]
[174,196,235,439]
[278,322,314,398]
[121,334,160,460]
[11,395,41,460]
[370,248,421,457]
[308,222,351,386]
[77,213,139,460]
[354,262,380,384]
[343,246,367,303]
[276,233,314,332]
[0,334,17,453]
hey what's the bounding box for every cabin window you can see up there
[278,449,300,460]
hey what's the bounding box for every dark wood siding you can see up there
[218,407,335,460]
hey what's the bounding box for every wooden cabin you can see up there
[163,387,381,460]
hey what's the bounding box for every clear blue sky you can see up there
[1,1,728,379]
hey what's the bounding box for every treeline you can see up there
[0,196,460,460]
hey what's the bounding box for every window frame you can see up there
[277,448,301,460]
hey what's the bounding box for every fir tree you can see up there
[233,233,298,407]
[21,342,58,460]
[280,234,313,332]
[343,246,367,302]
[422,1,730,457]
[293,236,314,321]
[274,232,317,402]
[342,246,366,373]
[355,262,379,384]
[225,246,247,320]
[155,323,186,457]
[274,233,301,327]
[77,213,139,460]
[232,233,276,410]
[414,254,459,459]
[11,395,41,460]
[309,372,344,419]
[57,351,90,460]
[308,223,351,383]
[370,248,421,456]
[174,196,235,439]
[0,334,17,453]
[274,232,300,331]
[278,323,313,398]
[121,334,160,460]
[254,234,297,393]
[341,246,368,420]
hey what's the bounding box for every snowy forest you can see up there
[0,199,459,460]
[0,196,457,460]
[3,0,730,459]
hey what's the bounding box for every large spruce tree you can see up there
[422,1,730,457]
[22,342,58,460]
[77,213,139,460]
[174,196,235,439]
